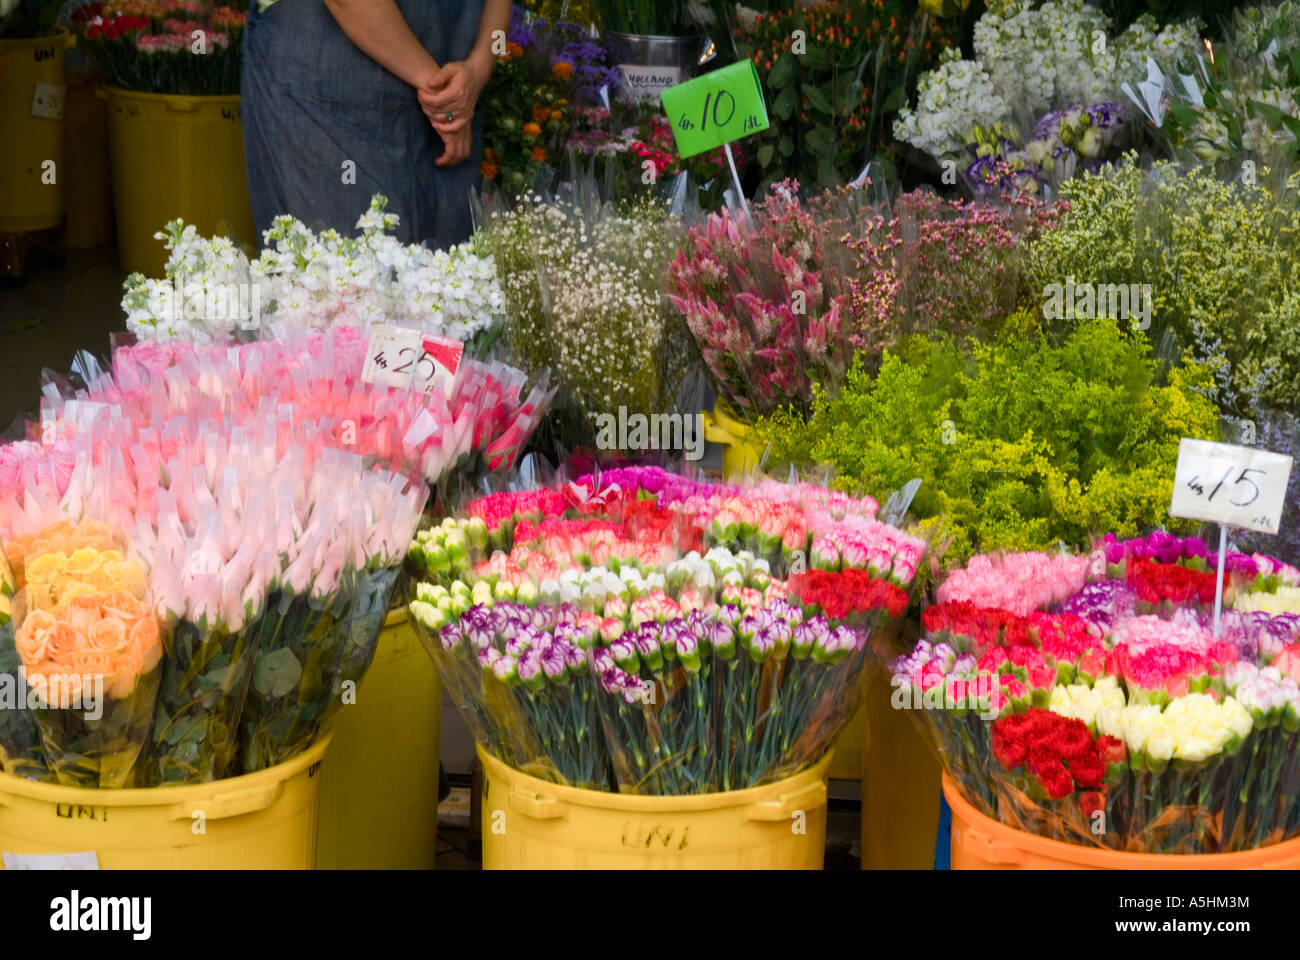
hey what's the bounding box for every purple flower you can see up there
[1086,102,1125,130]
[439,622,463,651]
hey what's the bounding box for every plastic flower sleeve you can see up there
[142,491,264,784]
[11,519,163,788]
[237,469,422,772]
[0,538,50,781]
[590,612,720,795]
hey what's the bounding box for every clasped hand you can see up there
[419,60,487,168]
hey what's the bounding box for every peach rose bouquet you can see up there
[11,523,164,788]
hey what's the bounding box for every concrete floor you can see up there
[0,245,125,428]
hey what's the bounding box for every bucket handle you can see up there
[956,825,1027,866]
[507,785,566,821]
[743,779,826,823]
[168,781,284,823]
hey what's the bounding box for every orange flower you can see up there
[532,147,548,162]
[46,621,88,663]
[15,609,56,664]
[523,122,542,137]
[552,61,574,79]
[533,105,550,123]
[549,109,563,121]
[505,41,524,58]
[482,161,499,179]
[89,617,129,654]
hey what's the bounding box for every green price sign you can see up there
[660,59,770,159]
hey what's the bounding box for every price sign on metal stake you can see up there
[660,59,769,159]
[1168,438,1292,534]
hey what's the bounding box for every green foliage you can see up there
[1027,157,1300,418]
[735,0,958,188]
[756,316,1221,564]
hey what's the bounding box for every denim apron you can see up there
[242,0,484,249]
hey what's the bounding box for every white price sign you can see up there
[361,324,424,390]
[1169,438,1293,534]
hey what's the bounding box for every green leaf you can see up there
[252,648,303,698]
[879,84,908,114]
[767,52,796,90]
[807,127,836,158]
[757,143,775,167]
[800,44,829,70]
[779,134,794,158]
[773,84,798,121]
[802,82,835,117]
[816,156,841,185]
[1167,103,1202,129]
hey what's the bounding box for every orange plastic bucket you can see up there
[944,774,1300,869]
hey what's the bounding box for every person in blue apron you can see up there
[242,0,509,250]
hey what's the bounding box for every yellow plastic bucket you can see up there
[0,28,74,232]
[0,735,330,869]
[63,71,114,250]
[860,665,942,868]
[828,696,866,781]
[316,607,442,869]
[701,401,764,478]
[478,745,832,869]
[104,87,255,275]
[945,773,1300,869]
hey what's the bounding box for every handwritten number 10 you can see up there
[700,90,737,132]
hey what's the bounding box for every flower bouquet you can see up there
[894,0,1201,195]
[893,532,1300,853]
[10,519,164,788]
[667,182,867,421]
[1132,2,1300,169]
[480,6,619,197]
[124,195,507,350]
[406,467,927,795]
[75,0,246,96]
[235,454,423,773]
[482,189,690,452]
[0,511,62,781]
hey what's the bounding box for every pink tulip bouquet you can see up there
[0,328,445,785]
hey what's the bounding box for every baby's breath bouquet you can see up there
[483,189,692,449]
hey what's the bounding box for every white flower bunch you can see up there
[893,49,1010,157]
[121,195,505,346]
[896,0,1201,160]
[122,221,258,344]
[252,196,505,342]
